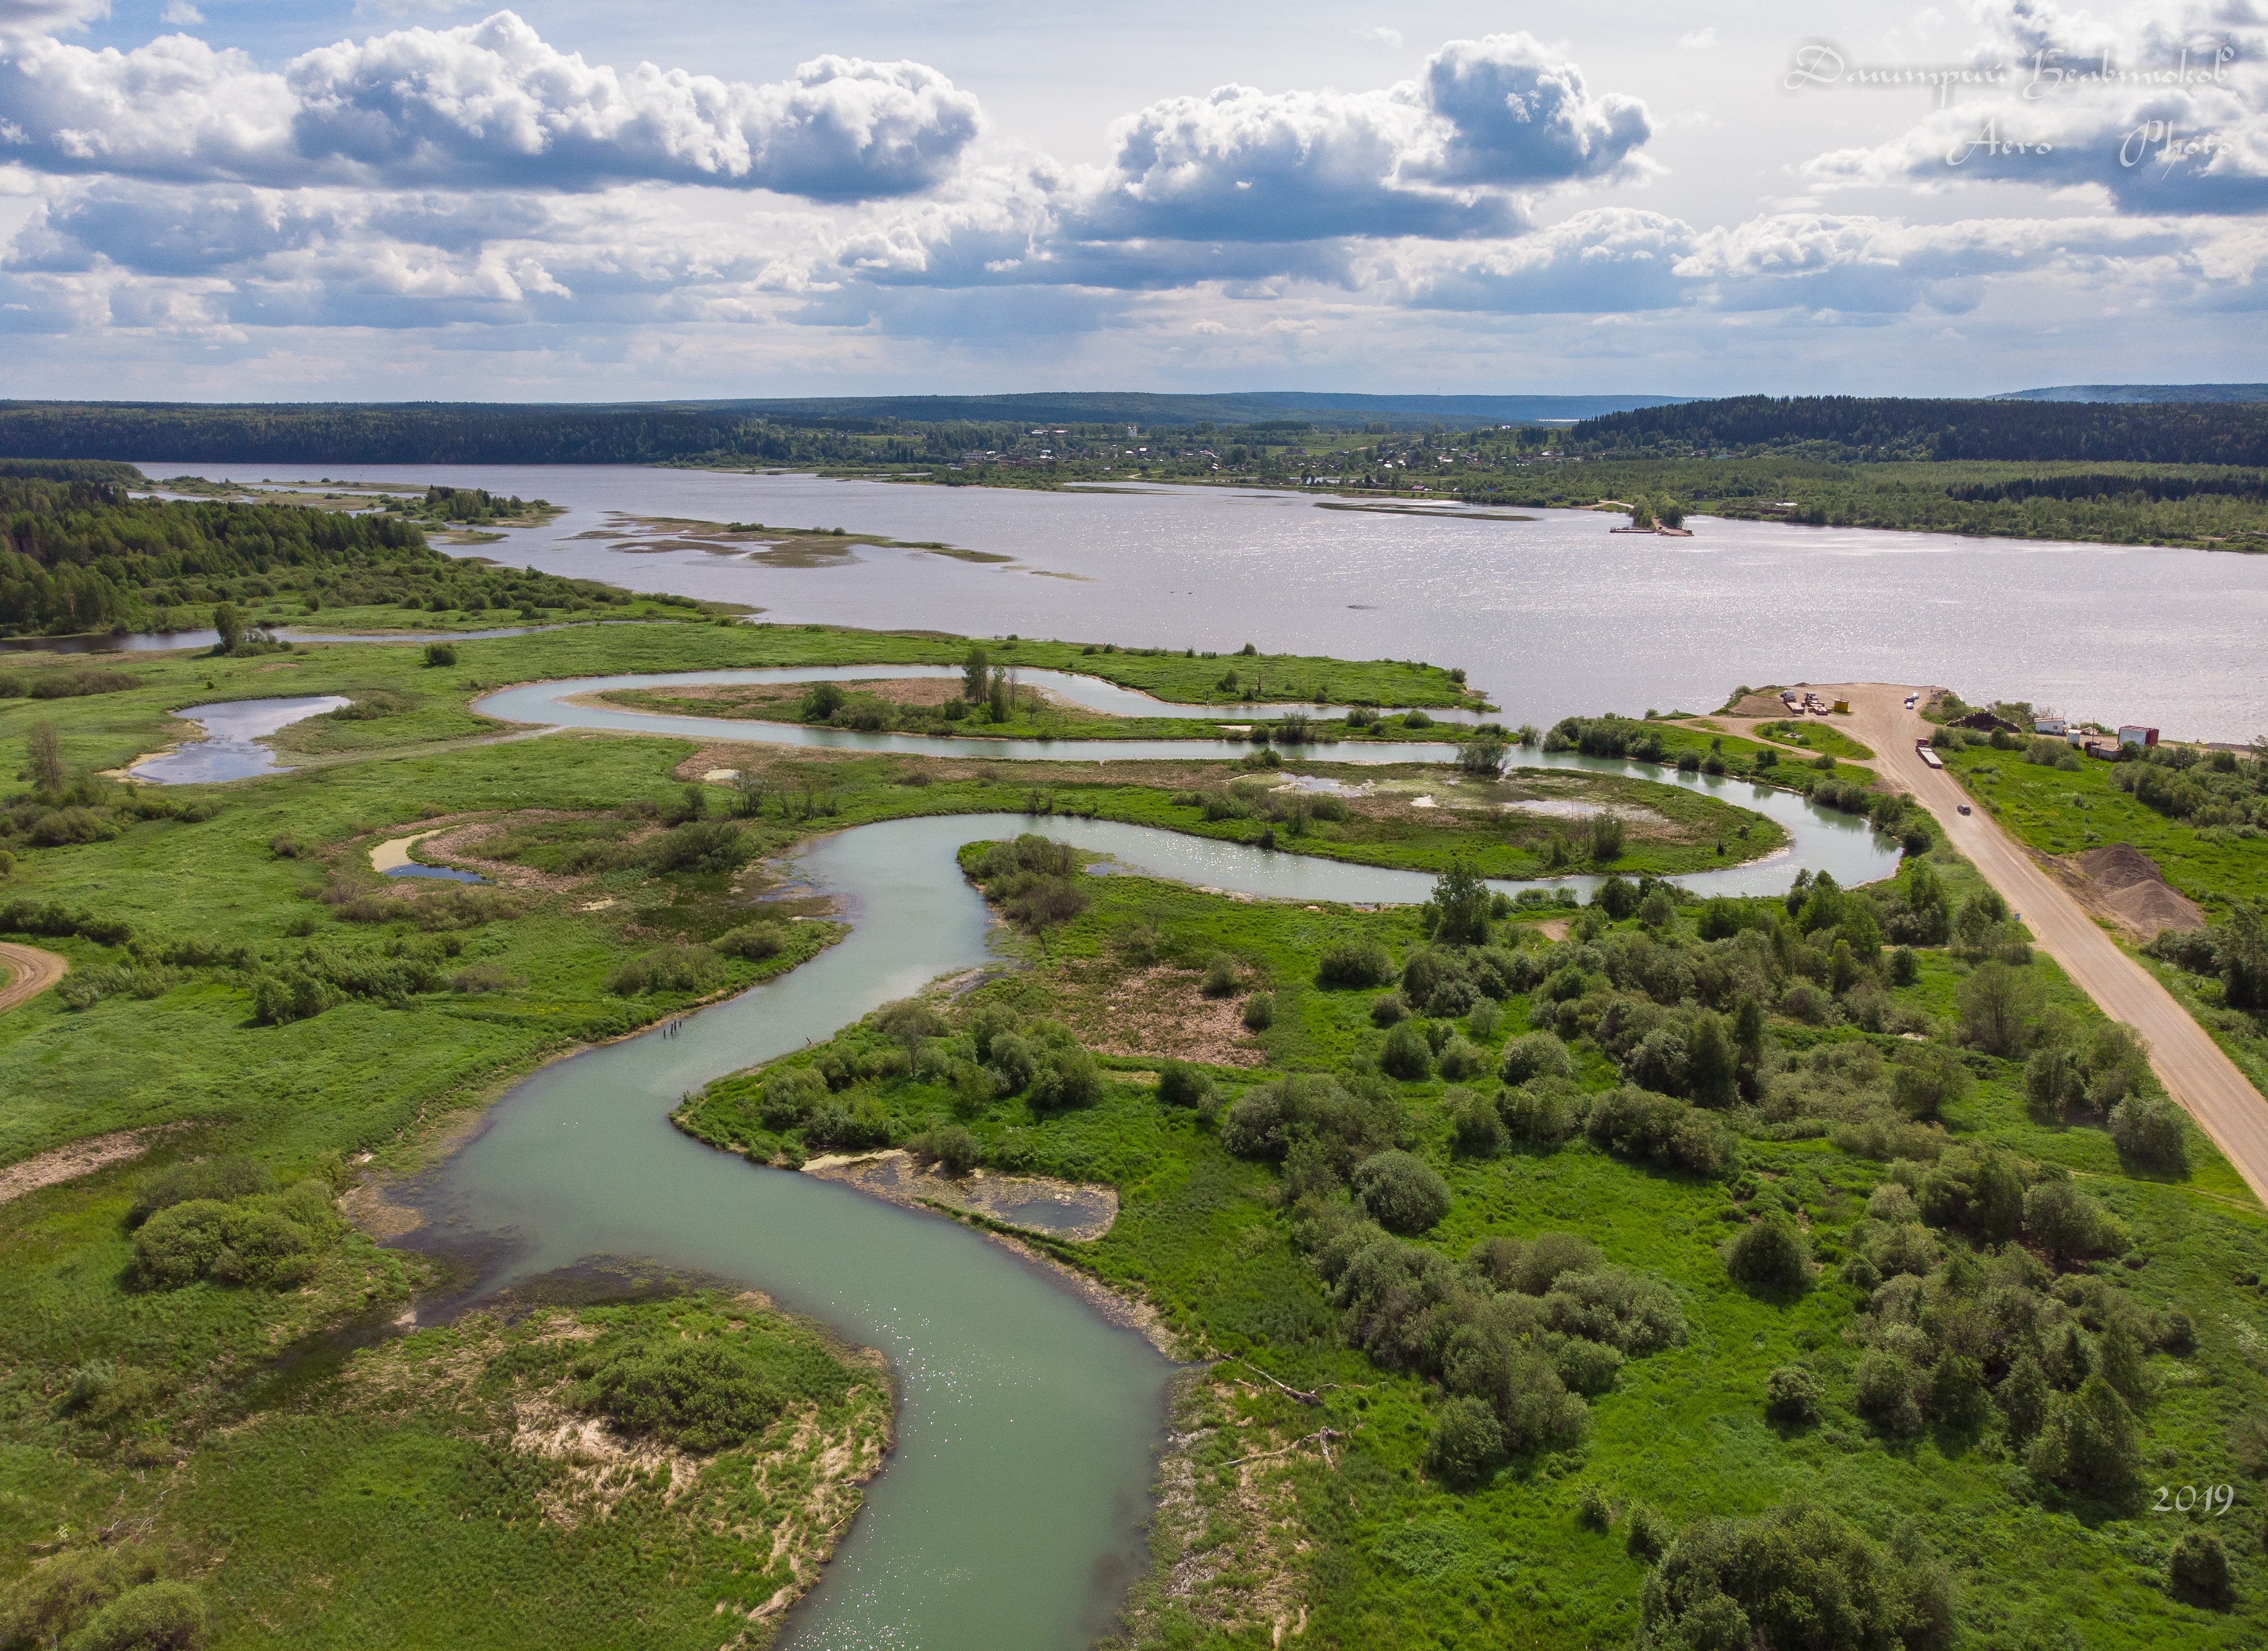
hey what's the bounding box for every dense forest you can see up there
[1564,397,2268,466]
[0,469,693,637]
[9,394,2260,470]
[0,403,749,467]
[0,394,1667,463]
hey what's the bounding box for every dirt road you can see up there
[1820,683,2268,1208]
[0,942,67,1015]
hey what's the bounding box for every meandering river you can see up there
[403,796,1891,1650]
[137,673,1904,1645]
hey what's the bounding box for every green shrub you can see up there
[605,944,724,997]
[1379,1019,1432,1080]
[1201,952,1239,998]
[2021,1176,2126,1264]
[1351,1150,1451,1234]
[1500,1076,1582,1145]
[1423,1396,1506,1488]
[422,641,457,666]
[328,689,413,720]
[917,1125,982,1175]
[1448,1087,1508,1156]
[1641,1503,1950,1651]
[27,668,138,700]
[642,820,751,875]
[2027,1375,2142,1496]
[1555,1337,1624,1396]
[713,921,788,960]
[1725,1212,1810,1293]
[128,1181,340,1290]
[2169,1529,2233,1607]
[0,1546,166,1648]
[29,806,119,846]
[1029,1047,1103,1110]
[1370,992,1407,1027]
[1221,1072,1405,1167]
[69,1580,207,1651]
[1240,990,1275,1030]
[1317,938,1394,988]
[573,1339,786,1452]
[2108,1091,2189,1174]
[1578,1481,1614,1531]
[1434,1034,1486,1081]
[1997,1351,2051,1441]
[1625,1503,1670,1563]
[988,1031,1040,1095]
[759,1066,829,1129]
[1853,1350,1923,1435]
[803,1094,894,1150]
[1586,1085,1732,1177]
[449,962,520,993]
[1499,1030,1573,1085]
[250,964,349,1024]
[1155,1061,1217,1110]
[1764,1365,1823,1426]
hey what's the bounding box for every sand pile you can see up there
[2064,844,2205,940]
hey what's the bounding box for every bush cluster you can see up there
[1642,1501,1952,1651]
[967,834,1091,934]
[129,1178,343,1291]
[1300,1212,1686,1487]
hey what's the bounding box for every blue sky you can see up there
[0,0,2261,399]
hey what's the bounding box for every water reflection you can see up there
[130,696,345,783]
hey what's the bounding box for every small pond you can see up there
[131,696,346,784]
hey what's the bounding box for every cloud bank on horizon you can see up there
[0,1,2262,396]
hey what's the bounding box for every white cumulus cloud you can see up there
[0,0,105,43]
[0,10,983,199]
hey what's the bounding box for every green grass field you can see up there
[1943,746,2268,912]
[1753,718,1877,761]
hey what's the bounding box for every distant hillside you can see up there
[1568,394,2268,466]
[648,391,1686,427]
[0,393,1688,466]
[1992,384,2268,405]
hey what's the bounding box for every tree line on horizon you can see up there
[4,393,2268,469]
[1563,396,2268,467]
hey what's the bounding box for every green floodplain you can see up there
[2,611,2267,1644]
[0,617,2258,1651]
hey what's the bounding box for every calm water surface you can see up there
[407,816,1173,1651]
[129,695,345,783]
[134,463,2268,741]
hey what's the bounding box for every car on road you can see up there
[1904,695,1918,709]
[1957,804,1972,815]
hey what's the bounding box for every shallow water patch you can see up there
[132,695,347,784]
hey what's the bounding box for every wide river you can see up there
[129,463,2268,742]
